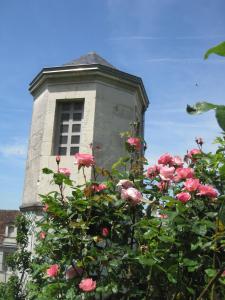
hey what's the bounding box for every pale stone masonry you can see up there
[0,210,20,282]
[21,52,149,212]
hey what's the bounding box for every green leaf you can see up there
[138,256,156,266]
[205,268,217,277]
[42,168,53,174]
[216,106,225,132]
[186,102,217,115]
[219,202,225,226]
[204,41,225,59]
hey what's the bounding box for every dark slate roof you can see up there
[0,210,20,244]
[63,52,116,69]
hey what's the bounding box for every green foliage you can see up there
[187,102,225,132]
[204,41,225,59]
[10,132,225,300]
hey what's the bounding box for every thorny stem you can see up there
[82,166,87,184]
[197,266,225,300]
[130,207,136,249]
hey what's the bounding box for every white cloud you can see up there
[108,35,225,41]
[0,141,27,157]
[145,58,225,63]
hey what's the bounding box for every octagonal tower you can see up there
[21,52,149,212]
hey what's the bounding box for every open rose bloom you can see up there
[59,168,71,177]
[79,278,96,292]
[121,187,142,206]
[74,153,95,169]
[127,137,141,150]
[197,184,218,198]
[176,192,191,204]
[46,264,59,277]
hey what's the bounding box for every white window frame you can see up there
[54,99,84,156]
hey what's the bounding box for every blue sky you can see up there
[1,0,225,209]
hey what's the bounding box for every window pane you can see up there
[70,147,79,155]
[71,135,80,144]
[60,135,68,144]
[73,113,82,121]
[58,147,67,155]
[62,103,71,111]
[74,102,83,110]
[60,124,69,133]
[72,124,81,132]
[61,113,70,121]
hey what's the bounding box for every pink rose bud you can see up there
[92,183,107,193]
[39,231,46,240]
[197,184,218,198]
[58,168,71,177]
[159,166,175,181]
[56,155,61,163]
[121,187,142,206]
[187,148,201,159]
[158,153,173,165]
[102,227,110,237]
[43,204,49,212]
[183,178,200,192]
[195,137,203,146]
[175,167,194,181]
[46,264,59,277]
[176,192,191,203]
[127,137,141,150]
[74,153,95,169]
[79,278,96,292]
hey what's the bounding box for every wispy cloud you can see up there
[108,35,225,41]
[145,58,225,63]
[0,140,27,158]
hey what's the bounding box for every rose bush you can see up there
[6,130,221,300]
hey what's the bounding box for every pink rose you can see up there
[171,156,183,167]
[79,278,96,292]
[176,192,191,203]
[157,181,168,192]
[121,187,142,206]
[101,227,110,237]
[147,165,160,179]
[43,204,49,212]
[197,184,218,198]
[127,137,141,150]
[46,264,59,277]
[187,148,201,158]
[59,168,71,177]
[158,213,168,219]
[116,179,134,192]
[159,166,175,181]
[183,178,200,192]
[39,231,46,240]
[74,153,95,169]
[92,183,107,193]
[175,167,194,181]
[56,155,61,163]
[158,153,173,165]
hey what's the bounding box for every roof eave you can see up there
[29,64,149,109]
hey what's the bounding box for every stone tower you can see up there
[21,52,149,212]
